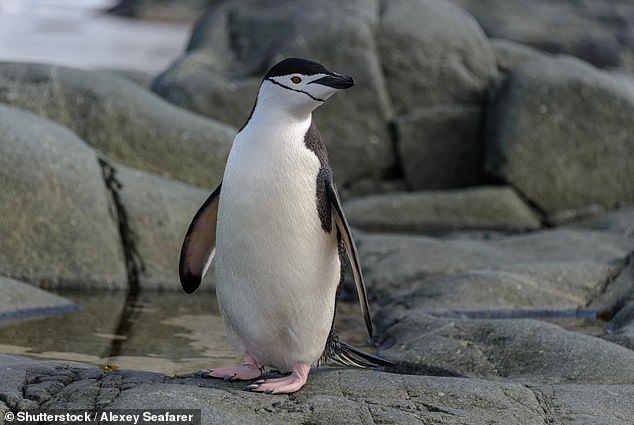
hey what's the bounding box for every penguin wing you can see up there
[326,179,373,338]
[179,183,222,293]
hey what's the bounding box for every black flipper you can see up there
[325,179,373,338]
[179,183,222,293]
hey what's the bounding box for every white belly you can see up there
[215,118,340,371]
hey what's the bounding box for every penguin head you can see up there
[257,58,355,117]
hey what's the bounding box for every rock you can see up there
[490,38,550,73]
[572,206,634,237]
[0,104,127,289]
[449,0,634,71]
[0,277,78,321]
[376,308,634,385]
[357,227,632,300]
[0,358,632,424]
[154,0,395,190]
[485,56,634,221]
[344,186,540,234]
[378,0,497,114]
[107,0,220,22]
[112,162,212,290]
[395,105,485,190]
[152,53,261,129]
[606,301,634,350]
[388,262,618,314]
[0,62,234,188]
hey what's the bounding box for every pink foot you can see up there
[246,362,310,394]
[207,352,263,381]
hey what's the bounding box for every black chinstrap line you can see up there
[266,78,326,102]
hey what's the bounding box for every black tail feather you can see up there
[329,340,395,369]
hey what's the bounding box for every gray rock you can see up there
[0,104,127,289]
[107,0,218,22]
[357,227,632,300]
[490,38,550,73]
[572,206,634,237]
[154,0,395,190]
[378,0,497,114]
[388,262,618,314]
[0,62,234,188]
[0,277,77,321]
[376,308,634,384]
[485,56,634,221]
[344,186,540,234]
[2,359,633,424]
[606,301,634,349]
[152,56,261,129]
[449,0,634,71]
[112,163,212,290]
[395,105,485,190]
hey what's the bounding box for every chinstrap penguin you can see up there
[179,57,392,394]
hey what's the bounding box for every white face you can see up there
[259,72,354,117]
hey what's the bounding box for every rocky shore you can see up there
[2,0,634,423]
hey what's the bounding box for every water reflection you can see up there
[0,291,372,376]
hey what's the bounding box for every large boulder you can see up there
[378,0,496,190]
[0,62,234,188]
[154,0,499,192]
[449,0,634,71]
[0,104,127,289]
[486,56,634,221]
[344,186,540,234]
[153,0,395,189]
[395,105,485,190]
[112,163,213,290]
[377,0,497,114]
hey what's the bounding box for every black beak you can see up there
[310,73,355,89]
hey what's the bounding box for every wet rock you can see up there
[485,56,634,222]
[0,62,234,188]
[344,186,540,234]
[154,0,395,189]
[394,105,484,190]
[0,277,78,321]
[0,104,127,289]
[112,163,211,290]
[378,0,497,114]
[449,0,634,70]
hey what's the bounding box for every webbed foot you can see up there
[246,362,309,394]
[206,352,263,381]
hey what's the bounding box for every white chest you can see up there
[213,116,340,367]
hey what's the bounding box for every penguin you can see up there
[179,57,392,394]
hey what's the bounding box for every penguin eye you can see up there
[290,76,302,84]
